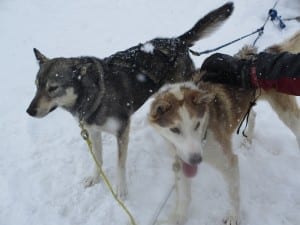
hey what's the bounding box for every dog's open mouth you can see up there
[181,160,198,178]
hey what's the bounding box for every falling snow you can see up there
[136,74,147,82]
[141,42,154,54]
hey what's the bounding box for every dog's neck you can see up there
[69,58,106,123]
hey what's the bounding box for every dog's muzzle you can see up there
[26,106,37,117]
[26,104,57,118]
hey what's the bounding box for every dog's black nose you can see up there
[189,153,202,165]
[26,107,37,116]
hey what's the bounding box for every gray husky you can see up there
[26,2,234,198]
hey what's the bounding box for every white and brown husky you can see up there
[148,31,300,225]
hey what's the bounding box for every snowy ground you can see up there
[1,0,300,225]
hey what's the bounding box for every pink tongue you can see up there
[182,161,198,178]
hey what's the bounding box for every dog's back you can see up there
[196,82,254,136]
[105,2,234,86]
[203,30,300,146]
[242,31,300,147]
[266,31,300,53]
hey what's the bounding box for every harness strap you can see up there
[236,99,256,137]
[236,87,261,137]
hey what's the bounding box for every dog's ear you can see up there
[188,91,214,117]
[33,48,48,65]
[149,99,171,120]
[74,63,93,77]
[191,91,215,105]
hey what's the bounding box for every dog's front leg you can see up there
[216,153,240,225]
[205,140,240,225]
[84,125,103,188]
[170,159,191,225]
[116,121,130,199]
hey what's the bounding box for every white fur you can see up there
[101,117,121,136]
[157,82,199,96]
[56,87,78,107]
[157,107,207,165]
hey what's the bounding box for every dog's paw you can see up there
[157,217,186,225]
[240,137,252,150]
[116,183,128,199]
[156,219,176,225]
[83,176,100,188]
[223,214,240,225]
[164,212,187,225]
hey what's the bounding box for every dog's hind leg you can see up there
[116,120,130,199]
[263,92,300,150]
[84,125,103,187]
[241,110,256,148]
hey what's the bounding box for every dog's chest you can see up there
[100,117,121,135]
[202,130,227,163]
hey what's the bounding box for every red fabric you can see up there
[250,66,259,88]
[250,66,300,95]
[260,77,300,95]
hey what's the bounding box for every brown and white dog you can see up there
[148,31,300,225]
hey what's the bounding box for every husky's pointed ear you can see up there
[33,48,48,65]
[75,63,93,77]
[191,91,215,105]
[189,91,215,118]
[149,99,172,120]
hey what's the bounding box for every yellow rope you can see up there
[79,122,137,225]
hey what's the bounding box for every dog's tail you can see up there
[178,2,234,47]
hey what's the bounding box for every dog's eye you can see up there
[48,86,59,93]
[194,122,200,130]
[170,127,181,134]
